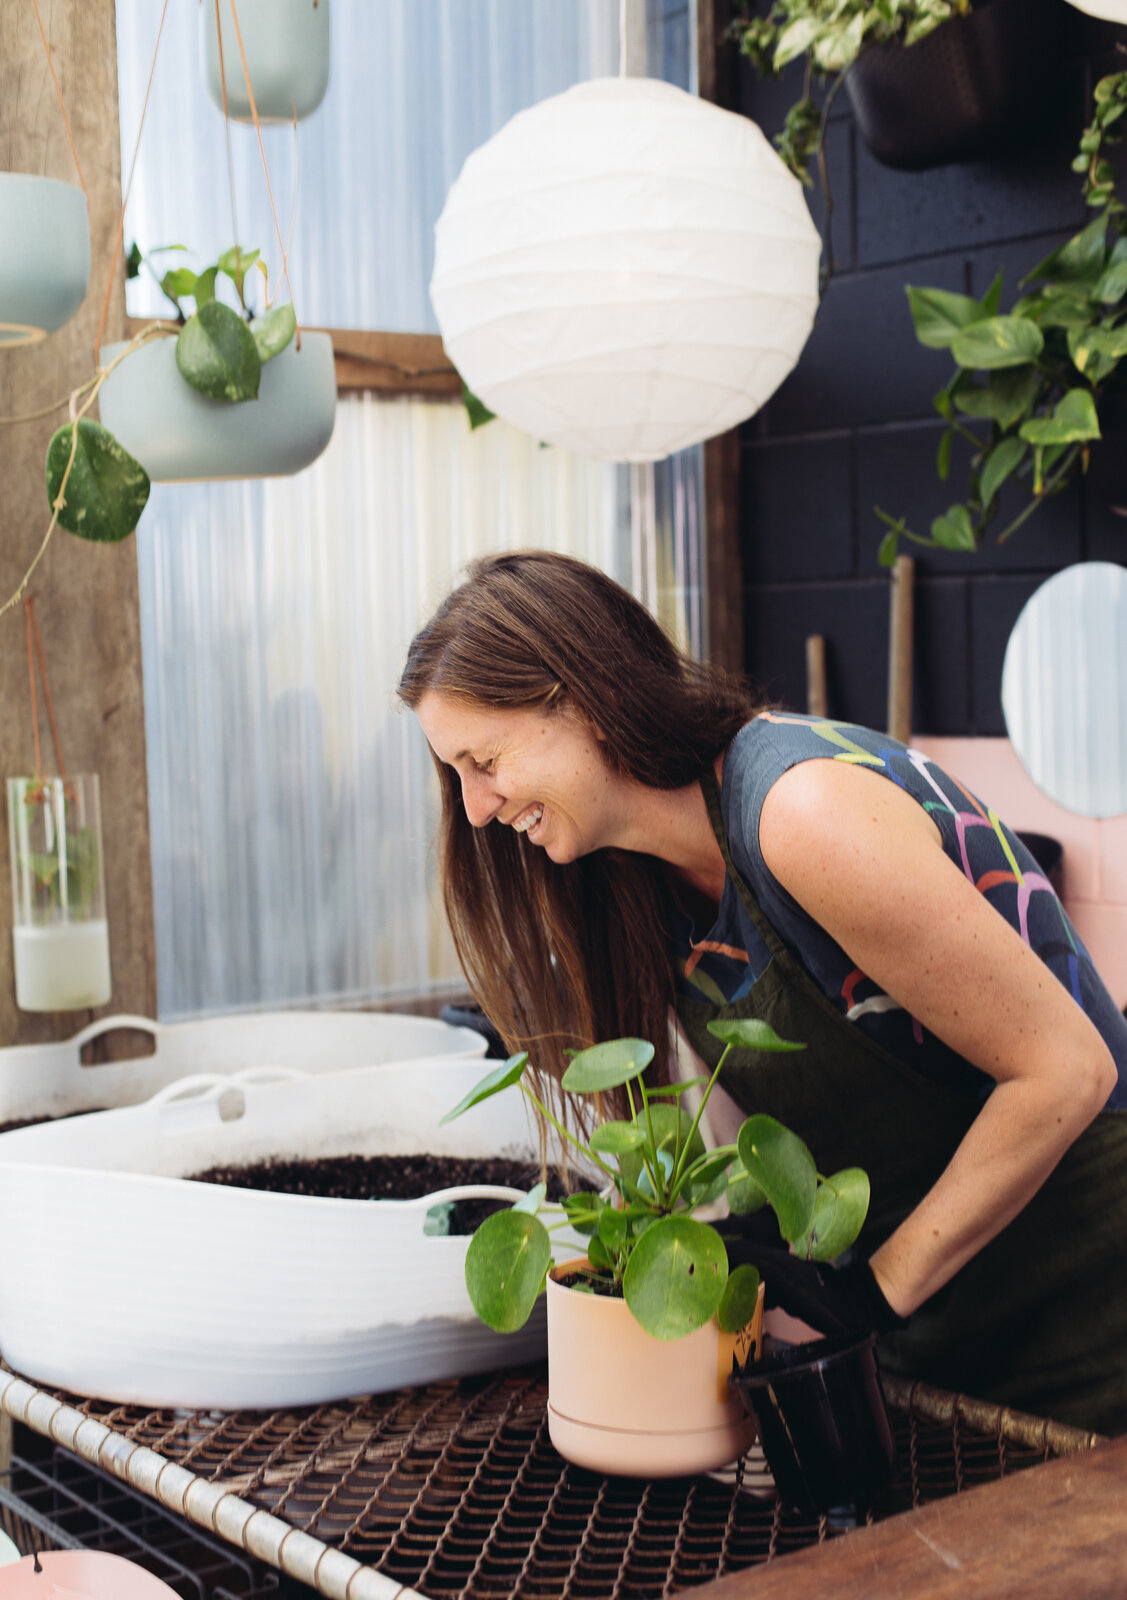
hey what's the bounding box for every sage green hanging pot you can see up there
[200,0,331,124]
[97,331,337,482]
[0,174,89,347]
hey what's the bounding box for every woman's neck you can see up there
[616,752,727,904]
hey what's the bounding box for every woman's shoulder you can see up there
[723,713,896,817]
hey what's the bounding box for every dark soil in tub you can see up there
[185,1153,570,1234]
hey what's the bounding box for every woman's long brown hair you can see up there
[398,551,762,1101]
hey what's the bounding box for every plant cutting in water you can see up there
[442,1018,871,1341]
[16,783,101,919]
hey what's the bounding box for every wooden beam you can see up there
[0,0,156,1048]
[684,1434,1127,1600]
[697,0,745,675]
[123,318,461,399]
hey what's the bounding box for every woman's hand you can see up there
[759,757,1117,1318]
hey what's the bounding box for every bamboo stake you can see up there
[887,554,915,744]
[805,634,827,719]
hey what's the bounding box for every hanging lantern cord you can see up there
[220,0,304,348]
[29,0,87,197]
[24,598,68,789]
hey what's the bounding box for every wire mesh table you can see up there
[0,1362,1103,1600]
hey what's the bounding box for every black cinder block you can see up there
[1082,398,1127,562]
[913,578,970,736]
[969,576,1046,735]
[742,434,854,583]
[745,580,890,727]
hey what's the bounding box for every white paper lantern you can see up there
[430,78,821,463]
[1061,0,1127,18]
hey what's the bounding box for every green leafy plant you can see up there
[18,784,101,919]
[442,1019,870,1341]
[42,242,297,549]
[878,71,1127,563]
[730,0,968,185]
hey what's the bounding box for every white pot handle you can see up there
[69,1014,160,1054]
[230,1065,307,1087]
[420,1184,530,1238]
[147,1074,232,1107]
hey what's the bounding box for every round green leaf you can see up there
[808,1168,871,1261]
[906,285,993,350]
[717,1263,761,1334]
[440,1053,528,1124]
[512,1181,546,1216]
[561,1038,654,1094]
[726,1163,768,1216]
[706,1018,805,1054]
[589,1119,646,1156]
[596,1205,628,1253]
[736,1115,817,1248]
[930,505,978,552]
[622,1216,727,1340]
[950,316,1044,372]
[464,1209,551,1332]
[46,419,150,543]
[176,301,261,402]
[250,302,297,364]
[560,1190,602,1236]
[979,438,1027,508]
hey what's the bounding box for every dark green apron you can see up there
[675,768,1127,1434]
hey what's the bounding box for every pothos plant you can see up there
[877,71,1127,563]
[442,1019,870,1341]
[730,0,968,185]
[42,242,297,548]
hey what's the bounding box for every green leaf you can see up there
[464,1210,551,1332]
[1019,389,1101,447]
[806,1168,870,1261]
[717,1263,761,1334]
[1023,216,1109,288]
[980,269,1004,317]
[513,1182,546,1216]
[706,1018,805,1053]
[560,1190,602,1236]
[952,366,1040,431]
[774,14,820,67]
[1095,258,1127,305]
[950,315,1044,370]
[587,1234,614,1272]
[439,1053,528,1124]
[622,1216,727,1340]
[176,301,261,402]
[1033,290,1098,330]
[930,504,978,551]
[590,1119,646,1156]
[45,419,150,543]
[624,1103,705,1183]
[250,302,297,364]
[193,266,218,307]
[677,1148,738,1196]
[1068,322,1127,383]
[906,285,992,350]
[726,1161,768,1217]
[736,1115,817,1248]
[936,428,953,481]
[217,244,261,302]
[125,240,143,280]
[596,1205,628,1253]
[160,267,198,304]
[562,1038,654,1094]
[462,381,496,431]
[979,437,1027,507]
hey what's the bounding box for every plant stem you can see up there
[626,1078,663,1201]
[670,1044,731,1195]
[520,1084,616,1180]
[995,445,1080,544]
[817,73,845,298]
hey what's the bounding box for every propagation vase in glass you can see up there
[7,774,112,1011]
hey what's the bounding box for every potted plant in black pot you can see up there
[732,0,1060,181]
[443,1020,893,1498]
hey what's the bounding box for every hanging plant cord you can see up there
[24,597,68,786]
[29,0,87,197]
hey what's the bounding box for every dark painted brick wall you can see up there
[736,4,1127,736]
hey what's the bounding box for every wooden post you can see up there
[0,1,156,1046]
[887,555,915,745]
[805,635,828,718]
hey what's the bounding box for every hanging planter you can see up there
[0,173,89,347]
[547,1261,764,1476]
[844,0,1060,172]
[200,0,331,124]
[97,327,337,483]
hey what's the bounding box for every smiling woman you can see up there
[399,549,1127,1436]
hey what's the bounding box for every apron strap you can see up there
[699,764,791,962]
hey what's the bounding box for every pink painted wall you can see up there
[913,737,1127,1009]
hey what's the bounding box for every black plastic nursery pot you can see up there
[844,0,1060,172]
[729,1332,898,1512]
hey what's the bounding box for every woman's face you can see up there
[416,691,630,864]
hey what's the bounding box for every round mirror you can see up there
[1001,561,1127,818]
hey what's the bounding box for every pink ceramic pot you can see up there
[546,1259,764,1477]
[2,1550,182,1597]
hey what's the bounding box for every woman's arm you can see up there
[758,757,1117,1317]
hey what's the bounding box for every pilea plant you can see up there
[442,1019,870,1341]
[42,242,297,547]
[877,71,1127,562]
